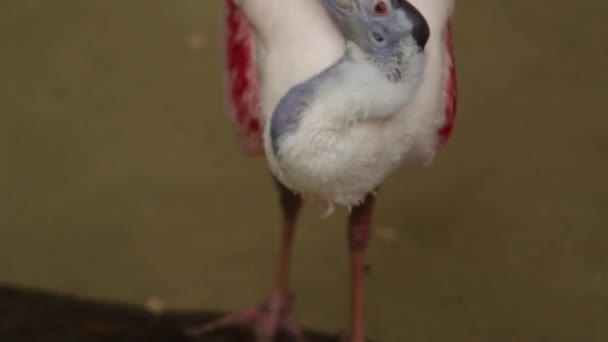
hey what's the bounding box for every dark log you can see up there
[0,285,340,342]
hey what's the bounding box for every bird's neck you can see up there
[269,58,344,156]
[269,41,426,157]
[345,41,418,82]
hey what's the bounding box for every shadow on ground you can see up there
[0,285,338,342]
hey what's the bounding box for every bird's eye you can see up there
[372,1,389,15]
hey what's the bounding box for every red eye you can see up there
[373,1,388,15]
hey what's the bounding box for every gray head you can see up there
[323,0,430,57]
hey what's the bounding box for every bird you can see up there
[187,0,457,341]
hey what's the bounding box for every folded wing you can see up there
[223,0,264,156]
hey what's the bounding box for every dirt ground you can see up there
[1,1,607,341]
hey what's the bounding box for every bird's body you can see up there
[193,1,458,340]
[226,0,456,208]
[267,35,429,207]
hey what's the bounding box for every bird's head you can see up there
[323,0,430,58]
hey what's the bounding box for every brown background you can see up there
[1,1,607,341]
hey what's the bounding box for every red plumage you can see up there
[438,22,457,146]
[223,0,263,156]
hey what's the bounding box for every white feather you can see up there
[239,0,456,208]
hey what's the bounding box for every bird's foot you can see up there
[184,292,306,342]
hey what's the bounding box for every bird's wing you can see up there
[438,22,457,145]
[223,0,264,157]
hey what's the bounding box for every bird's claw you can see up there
[184,292,307,342]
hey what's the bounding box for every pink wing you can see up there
[437,22,457,146]
[223,0,264,157]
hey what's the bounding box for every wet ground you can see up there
[1,1,607,341]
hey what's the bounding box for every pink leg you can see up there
[185,180,304,341]
[273,181,301,295]
[346,194,375,342]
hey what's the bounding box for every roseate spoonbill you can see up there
[189,0,457,340]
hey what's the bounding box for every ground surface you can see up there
[0,285,337,341]
[1,1,607,342]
